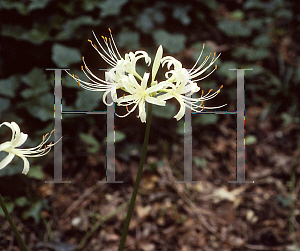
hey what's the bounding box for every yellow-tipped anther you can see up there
[214,52,216,57]
[205,56,208,60]
[217,90,220,93]
[109,38,111,42]
[215,65,217,69]
[78,81,80,87]
[88,39,92,43]
[101,35,104,39]
[82,56,84,60]
[108,28,111,33]
[72,74,75,78]
[81,66,83,71]
[203,105,205,110]
[202,90,204,95]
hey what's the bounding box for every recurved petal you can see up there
[0,152,15,170]
[13,132,28,147]
[174,100,186,121]
[20,155,30,175]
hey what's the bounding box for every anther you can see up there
[215,65,217,69]
[126,106,129,112]
[203,43,205,49]
[209,89,213,93]
[82,56,84,60]
[214,52,216,57]
[81,66,83,71]
[94,44,97,49]
[220,85,223,89]
[108,28,111,33]
[88,39,92,43]
[75,75,79,78]
[78,81,80,87]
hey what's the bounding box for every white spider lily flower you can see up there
[158,84,226,121]
[0,122,57,175]
[116,73,172,123]
[88,29,151,81]
[66,29,152,105]
[66,61,121,106]
[161,43,220,85]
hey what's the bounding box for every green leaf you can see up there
[232,47,270,61]
[196,0,218,10]
[173,5,191,25]
[55,16,101,40]
[19,93,54,121]
[52,44,82,68]
[193,114,218,125]
[152,102,176,119]
[0,75,19,98]
[253,34,271,47]
[2,25,50,44]
[218,20,251,37]
[0,201,15,216]
[21,68,48,87]
[153,30,186,54]
[117,29,140,50]
[23,200,44,224]
[79,133,100,153]
[231,10,245,20]
[281,112,293,126]
[0,98,10,113]
[27,165,44,180]
[75,89,103,111]
[217,61,239,80]
[98,0,128,17]
[193,156,206,169]
[0,0,51,15]
[106,131,126,143]
[245,135,257,145]
[135,7,165,33]
[176,120,185,135]
[15,197,28,207]
[21,68,49,99]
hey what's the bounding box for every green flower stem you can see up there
[118,103,153,251]
[0,193,30,251]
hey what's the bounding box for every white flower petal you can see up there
[20,155,30,175]
[0,152,15,170]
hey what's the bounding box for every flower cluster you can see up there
[0,122,57,175]
[67,29,226,123]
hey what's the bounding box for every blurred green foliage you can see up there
[0,0,299,213]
